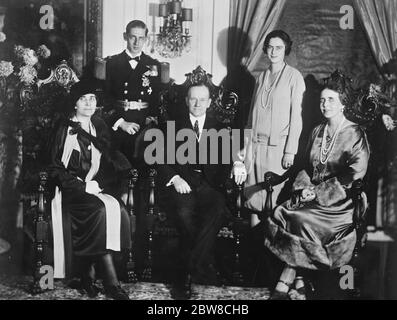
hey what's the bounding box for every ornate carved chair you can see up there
[18,60,78,291]
[128,66,249,285]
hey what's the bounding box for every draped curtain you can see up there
[227,0,286,74]
[353,0,397,232]
[353,0,397,69]
[224,0,286,129]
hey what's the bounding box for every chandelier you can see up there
[154,0,193,59]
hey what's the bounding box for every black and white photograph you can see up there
[0,0,396,303]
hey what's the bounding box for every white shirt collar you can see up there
[189,113,206,133]
[125,49,142,60]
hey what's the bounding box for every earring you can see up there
[74,106,77,109]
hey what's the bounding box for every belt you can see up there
[117,100,149,111]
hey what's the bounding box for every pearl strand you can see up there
[320,118,345,165]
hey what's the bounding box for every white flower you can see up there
[14,45,25,58]
[382,114,396,131]
[0,32,6,42]
[19,65,37,85]
[36,45,51,59]
[23,49,39,66]
[0,61,14,77]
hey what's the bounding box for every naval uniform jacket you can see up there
[105,51,161,161]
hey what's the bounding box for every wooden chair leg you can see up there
[232,183,244,285]
[141,168,157,282]
[125,169,138,283]
[31,172,51,294]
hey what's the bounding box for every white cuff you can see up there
[166,175,180,187]
[112,118,124,131]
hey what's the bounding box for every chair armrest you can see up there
[351,179,367,230]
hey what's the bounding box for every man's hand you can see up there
[119,121,140,135]
[85,181,102,195]
[300,187,316,203]
[282,153,295,169]
[172,176,192,194]
[232,161,247,185]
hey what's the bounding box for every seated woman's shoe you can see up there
[294,276,306,296]
[269,290,290,300]
[81,278,100,298]
[269,280,291,300]
[104,285,130,300]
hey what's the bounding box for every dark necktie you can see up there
[193,120,200,139]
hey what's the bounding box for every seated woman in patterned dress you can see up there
[48,80,132,300]
[263,70,370,299]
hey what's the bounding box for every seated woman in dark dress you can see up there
[263,70,370,299]
[49,80,132,300]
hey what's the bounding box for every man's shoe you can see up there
[104,285,130,300]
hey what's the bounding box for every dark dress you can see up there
[49,116,131,278]
[264,121,370,270]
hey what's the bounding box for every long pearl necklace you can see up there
[262,63,286,108]
[264,63,285,92]
[320,117,345,164]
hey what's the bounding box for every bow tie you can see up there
[127,56,140,62]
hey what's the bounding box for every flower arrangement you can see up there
[0,43,73,193]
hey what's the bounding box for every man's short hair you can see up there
[125,20,148,36]
[186,82,211,98]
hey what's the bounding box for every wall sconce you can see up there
[154,0,193,59]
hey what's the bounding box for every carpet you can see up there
[0,275,313,300]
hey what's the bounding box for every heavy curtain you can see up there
[224,0,286,129]
[353,0,397,69]
[227,0,286,73]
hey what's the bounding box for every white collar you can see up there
[125,49,142,60]
[189,113,206,128]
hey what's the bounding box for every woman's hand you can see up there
[300,187,315,202]
[232,161,247,185]
[282,153,295,169]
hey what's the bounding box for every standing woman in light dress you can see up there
[233,30,306,227]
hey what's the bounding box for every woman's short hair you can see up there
[263,30,293,56]
[321,70,353,107]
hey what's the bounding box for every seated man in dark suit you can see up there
[157,82,231,299]
[105,20,160,165]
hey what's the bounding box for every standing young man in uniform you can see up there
[105,20,161,165]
